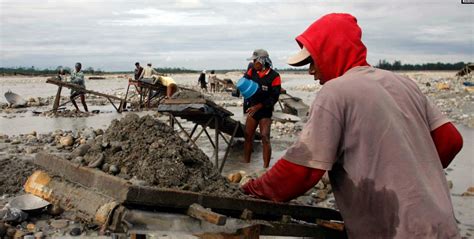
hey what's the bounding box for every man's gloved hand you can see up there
[241,159,326,202]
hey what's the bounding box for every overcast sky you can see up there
[0,0,472,71]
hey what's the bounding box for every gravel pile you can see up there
[79,113,246,198]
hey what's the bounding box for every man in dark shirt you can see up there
[134,62,144,80]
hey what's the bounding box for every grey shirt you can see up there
[70,70,85,94]
[284,66,459,238]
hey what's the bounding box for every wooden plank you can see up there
[162,98,208,105]
[316,219,345,231]
[46,79,124,101]
[34,152,130,201]
[187,203,227,225]
[161,98,233,116]
[260,221,347,238]
[52,85,62,113]
[125,185,343,222]
[35,152,343,223]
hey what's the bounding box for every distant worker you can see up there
[56,68,67,81]
[209,70,217,92]
[139,63,158,82]
[243,49,281,168]
[154,75,178,98]
[241,13,463,238]
[69,62,88,112]
[134,62,144,80]
[198,70,207,92]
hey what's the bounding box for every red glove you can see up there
[241,159,325,202]
[430,122,463,168]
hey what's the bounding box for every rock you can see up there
[94,129,104,136]
[81,128,96,139]
[6,227,16,237]
[60,135,74,147]
[101,163,110,172]
[50,219,68,229]
[79,138,87,145]
[297,195,315,205]
[72,144,90,157]
[321,173,330,185]
[467,186,474,193]
[26,223,35,232]
[239,175,253,186]
[13,229,25,238]
[26,134,37,141]
[315,181,325,190]
[108,164,119,175]
[314,190,328,200]
[326,184,332,193]
[72,156,84,164]
[47,204,64,216]
[34,231,44,238]
[129,176,148,186]
[69,227,82,236]
[227,172,242,183]
[25,147,37,154]
[87,153,105,168]
[11,140,21,145]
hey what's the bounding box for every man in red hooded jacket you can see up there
[241,13,463,238]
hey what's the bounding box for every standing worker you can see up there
[243,49,281,168]
[69,62,88,112]
[134,62,143,80]
[242,13,463,238]
[139,63,157,82]
[209,70,217,92]
[198,70,208,92]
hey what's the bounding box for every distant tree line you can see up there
[375,60,468,71]
[1,61,470,76]
[152,67,198,74]
[0,66,198,75]
[0,66,104,76]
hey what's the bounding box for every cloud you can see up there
[100,7,228,26]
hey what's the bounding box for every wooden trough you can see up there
[26,152,347,238]
[46,78,126,113]
[157,98,261,172]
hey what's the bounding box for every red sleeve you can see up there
[241,159,325,202]
[430,122,463,168]
[272,76,281,86]
[245,68,253,77]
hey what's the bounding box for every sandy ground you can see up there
[0,71,473,238]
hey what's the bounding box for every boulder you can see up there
[59,135,74,146]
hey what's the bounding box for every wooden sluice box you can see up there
[157,98,261,172]
[46,78,126,113]
[25,152,347,238]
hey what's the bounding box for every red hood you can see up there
[296,13,369,83]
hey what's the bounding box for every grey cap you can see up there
[246,49,269,61]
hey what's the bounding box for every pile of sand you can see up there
[0,156,37,195]
[80,113,245,198]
